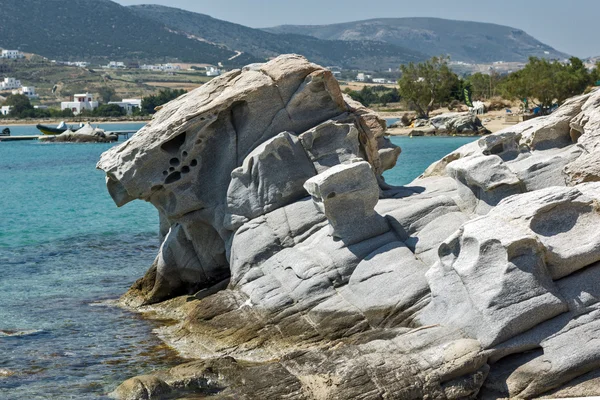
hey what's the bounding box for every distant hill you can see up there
[0,1,570,70]
[129,5,427,69]
[0,0,258,66]
[264,18,569,63]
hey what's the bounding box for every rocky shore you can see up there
[387,112,491,137]
[39,123,118,143]
[98,55,600,399]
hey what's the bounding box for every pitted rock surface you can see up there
[99,56,600,399]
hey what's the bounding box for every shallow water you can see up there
[383,135,476,185]
[0,123,184,399]
[0,123,476,398]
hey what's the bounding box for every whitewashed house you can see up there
[12,86,37,98]
[0,106,12,115]
[61,93,99,115]
[356,73,372,82]
[1,50,24,59]
[103,61,126,69]
[0,77,22,90]
[108,98,142,115]
[141,64,181,72]
[122,98,142,109]
[206,66,221,76]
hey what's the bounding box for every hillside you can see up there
[129,5,427,69]
[264,18,569,63]
[0,0,258,66]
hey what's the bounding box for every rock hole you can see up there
[151,185,163,192]
[165,172,182,184]
[161,132,186,155]
[169,158,180,166]
[169,167,175,172]
[181,166,190,174]
[182,151,188,158]
[162,171,168,176]
[327,192,337,199]
[190,159,198,167]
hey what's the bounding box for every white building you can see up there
[0,77,22,90]
[64,61,89,68]
[372,78,388,84]
[161,63,180,71]
[355,73,372,82]
[108,98,142,115]
[61,93,99,115]
[206,66,221,77]
[12,86,37,98]
[140,63,182,72]
[1,50,24,59]
[103,61,126,69]
[0,106,12,115]
[122,98,142,109]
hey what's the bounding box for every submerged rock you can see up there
[99,55,600,399]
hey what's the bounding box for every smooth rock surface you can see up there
[99,57,600,399]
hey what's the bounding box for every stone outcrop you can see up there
[429,112,490,135]
[402,112,490,136]
[98,55,600,399]
[40,123,118,143]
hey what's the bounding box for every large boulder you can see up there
[430,112,490,135]
[99,56,600,399]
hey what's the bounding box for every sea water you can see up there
[0,123,476,398]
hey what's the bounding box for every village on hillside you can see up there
[1,46,599,128]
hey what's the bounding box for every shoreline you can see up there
[0,119,150,127]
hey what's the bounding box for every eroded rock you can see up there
[99,57,600,399]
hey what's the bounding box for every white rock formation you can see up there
[98,55,600,399]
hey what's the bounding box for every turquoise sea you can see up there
[0,122,476,398]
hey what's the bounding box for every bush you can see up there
[141,89,186,115]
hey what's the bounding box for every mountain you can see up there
[129,5,427,69]
[0,1,569,70]
[264,18,569,63]
[0,0,259,66]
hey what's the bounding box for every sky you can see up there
[115,0,599,57]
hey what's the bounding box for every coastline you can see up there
[0,118,150,127]
[383,109,516,136]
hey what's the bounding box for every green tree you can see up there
[501,57,591,114]
[379,88,401,106]
[465,71,505,100]
[94,104,126,117]
[4,94,33,117]
[398,56,458,118]
[98,86,117,103]
[141,89,186,115]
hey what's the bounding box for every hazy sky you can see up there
[115,0,598,57]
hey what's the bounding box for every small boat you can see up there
[0,128,9,136]
[36,121,82,135]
